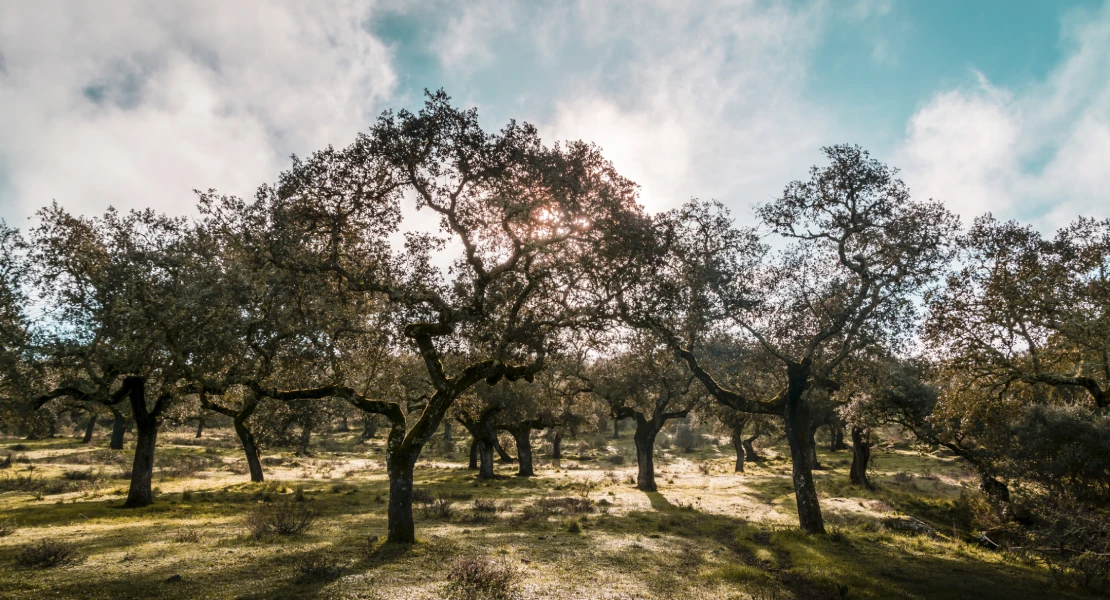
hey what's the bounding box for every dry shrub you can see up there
[62,469,103,482]
[17,539,85,569]
[0,518,16,537]
[246,499,317,537]
[0,454,11,469]
[445,556,518,600]
[291,552,344,584]
[161,454,215,479]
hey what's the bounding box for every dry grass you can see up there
[0,429,1095,599]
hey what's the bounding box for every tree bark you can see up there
[194,416,205,438]
[361,417,377,443]
[386,448,416,544]
[551,431,563,460]
[731,431,745,473]
[512,427,534,477]
[849,426,872,490]
[613,417,620,439]
[82,414,97,444]
[633,426,658,492]
[468,438,479,470]
[494,438,514,463]
[336,416,349,432]
[478,440,495,479]
[743,434,762,463]
[830,425,847,452]
[235,419,264,483]
[109,407,126,450]
[296,423,312,456]
[784,362,825,534]
[443,419,452,442]
[123,380,158,509]
[806,422,823,470]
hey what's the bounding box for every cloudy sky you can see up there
[1,0,1108,232]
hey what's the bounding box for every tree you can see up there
[27,205,218,507]
[221,91,641,544]
[589,336,699,491]
[926,216,1110,409]
[616,146,958,533]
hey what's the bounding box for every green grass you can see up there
[0,431,1096,599]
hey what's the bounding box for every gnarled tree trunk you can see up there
[296,424,312,456]
[849,426,872,490]
[468,438,479,469]
[805,422,822,470]
[551,431,563,459]
[633,426,658,491]
[510,426,534,477]
[743,434,762,463]
[386,447,417,544]
[109,407,127,450]
[123,379,161,509]
[361,417,377,443]
[784,362,825,534]
[731,431,745,472]
[194,416,205,438]
[82,414,97,444]
[478,440,495,479]
[235,419,264,482]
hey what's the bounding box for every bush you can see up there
[605,454,624,465]
[0,518,16,537]
[673,423,697,452]
[62,469,103,482]
[291,552,344,584]
[17,539,85,569]
[245,499,317,537]
[0,454,11,469]
[445,556,518,600]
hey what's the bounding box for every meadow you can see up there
[0,428,1090,600]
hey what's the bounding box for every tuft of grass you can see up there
[171,527,201,543]
[16,539,85,569]
[291,551,345,584]
[445,556,518,600]
[245,499,317,537]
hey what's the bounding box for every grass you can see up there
[0,430,1098,599]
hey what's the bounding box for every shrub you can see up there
[0,473,43,492]
[245,499,317,537]
[17,539,85,569]
[62,469,103,482]
[161,454,215,479]
[605,455,624,465]
[473,498,500,514]
[291,552,344,584]
[0,454,11,469]
[0,518,16,537]
[8,444,28,452]
[673,424,697,452]
[445,556,518,600]
[565,518,582,534]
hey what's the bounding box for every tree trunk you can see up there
[513,428,534,477]
[806,423,822,470]
[478,440,495,479]
[830,425,847,452]
[122,379,160,509]
[731,432,745,472]
[849,426,872,490]
[234,419,264,482]
[494,438,514,463]
[633,426,658,492]
[784,362,825,534]
[82,415,97,444]
[194,416,205,438]
[613,418,620,439]
[468,438,479,470]
[743,435,761,462]
[336,416,349,432]
[551,431,563,460]
[296,424,312,456]
[361,417,376,443]
[443,419,452,442]
[109,408,126,450]
[386,449,416,544]
[980,474,1011,504]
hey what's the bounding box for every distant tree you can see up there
[589,336,699,491]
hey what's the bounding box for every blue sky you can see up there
[1,0,1108,231]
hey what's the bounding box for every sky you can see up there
[1,0,1108,233]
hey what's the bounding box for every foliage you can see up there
[16,539,85,569]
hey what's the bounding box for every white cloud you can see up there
[896,4,1110,229]
[0,1,396,224]
[536,1,838,217]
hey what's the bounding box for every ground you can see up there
[0,428,1091,599]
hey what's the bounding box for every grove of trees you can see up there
[1,92,1107,564]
